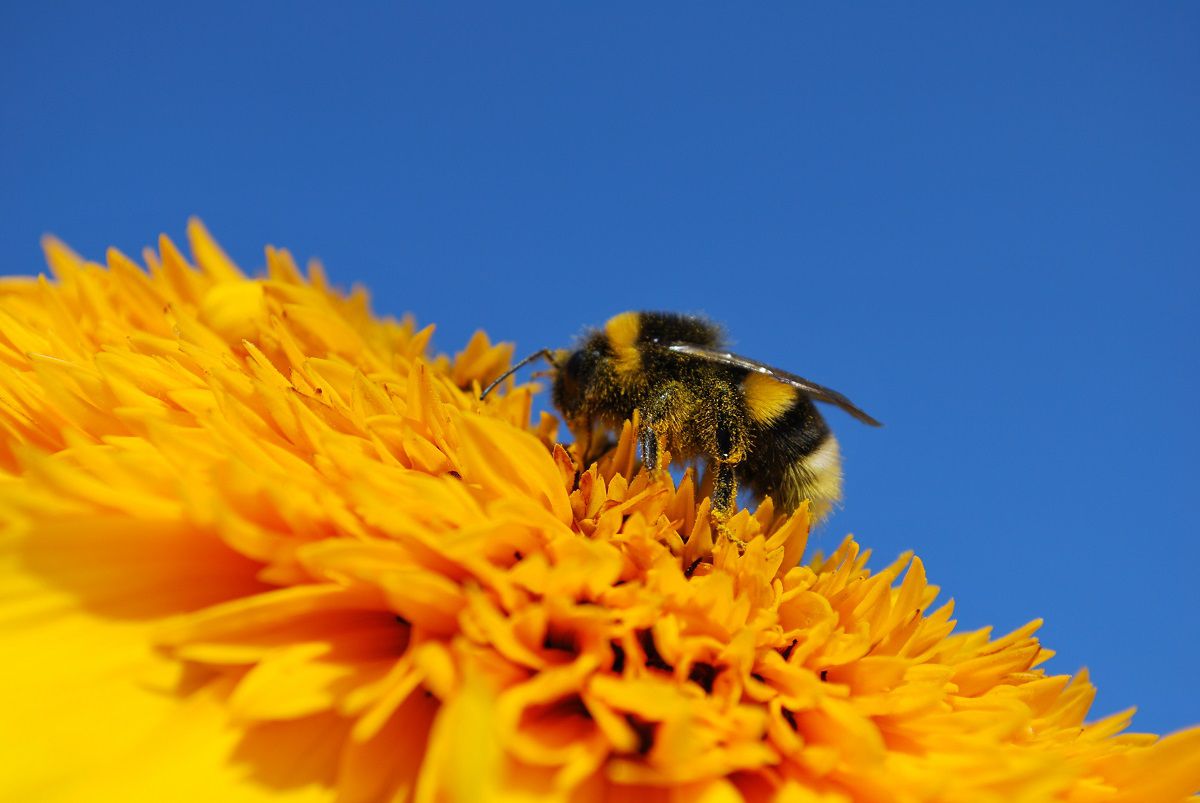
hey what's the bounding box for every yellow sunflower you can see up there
[1,221,1197,803]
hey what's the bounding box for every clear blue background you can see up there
[3,3,1197,734]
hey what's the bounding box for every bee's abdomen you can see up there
[737,394,843,519]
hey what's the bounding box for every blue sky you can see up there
[2,3,1197,734]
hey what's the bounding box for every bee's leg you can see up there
[710,460,748,553]
[711,461,737,514]
[637,382,684,473]
[711,406,748,553]
[639,426,662,472]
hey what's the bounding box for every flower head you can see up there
[1,222,1197,802]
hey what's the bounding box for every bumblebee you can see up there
[482,311,880,522]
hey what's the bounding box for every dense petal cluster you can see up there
[0,223,1197,803]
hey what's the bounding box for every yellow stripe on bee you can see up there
[742,371,798,424]
[605,311,642,378]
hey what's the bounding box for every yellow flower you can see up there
[1,221,1197,803]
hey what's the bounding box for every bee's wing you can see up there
[665,343,882,427]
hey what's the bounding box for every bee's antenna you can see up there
[480,348,557,400]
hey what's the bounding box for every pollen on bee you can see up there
[605,311,642,378]
[742,372,797,424]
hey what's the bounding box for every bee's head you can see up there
[480,332,608,429]
[549,346,593,421]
